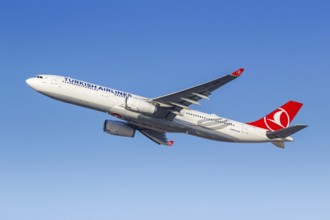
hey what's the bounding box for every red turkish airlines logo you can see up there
[263,108,290,131]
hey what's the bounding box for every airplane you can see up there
[26,68,307,148]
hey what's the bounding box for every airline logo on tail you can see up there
[264,108,290,131]
[248,101,303,131]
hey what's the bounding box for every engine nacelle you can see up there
[103,120,135,137]
[125,97,157,115]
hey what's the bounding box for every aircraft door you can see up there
[101,88,108,97]
[242,124,248,134]
[51,78,57,85]
[41,76,47,83]
[50,77,61,88]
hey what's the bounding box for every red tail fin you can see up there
[247,101,303,131]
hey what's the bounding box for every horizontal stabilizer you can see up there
[267,125,308,139]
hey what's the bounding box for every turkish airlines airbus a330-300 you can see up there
[26,68,307,148]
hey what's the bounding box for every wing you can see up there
[151,68,244,120]
[138,129,173,146]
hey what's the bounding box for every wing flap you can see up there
[139,129,173,146]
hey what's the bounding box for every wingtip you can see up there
[230,68,244,77]
[167,140,174,146]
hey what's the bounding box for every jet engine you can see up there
[125,97,157,115]
[103,120,136,137]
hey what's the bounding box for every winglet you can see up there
[167,140,174,146]
[230,68,244,77]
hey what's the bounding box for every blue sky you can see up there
[1,0,329,219]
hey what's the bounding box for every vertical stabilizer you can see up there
[247,101,303,131]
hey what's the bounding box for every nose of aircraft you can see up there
[26,78,38,90]
[26,78,32,86]
[26,78,33,87]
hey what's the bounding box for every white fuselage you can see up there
[26,75,288,144]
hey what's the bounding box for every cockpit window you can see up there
[36,75,43,79]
